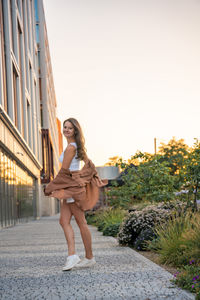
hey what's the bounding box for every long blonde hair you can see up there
[63,118,87,160]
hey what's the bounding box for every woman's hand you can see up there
[51,189,66,199]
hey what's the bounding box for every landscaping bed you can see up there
[94,138,200,298]
[136,250,178,275]
[86,202,200,299]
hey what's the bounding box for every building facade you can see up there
[0,0,62,228]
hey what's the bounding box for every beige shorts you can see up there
[66,197,75,203]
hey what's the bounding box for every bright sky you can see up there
[43,0,200,166]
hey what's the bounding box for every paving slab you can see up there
[0,215,195,300]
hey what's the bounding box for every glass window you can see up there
[35,24,39,43]
[0,147,36,228]
[17,21,24,137]
[27,0,32,53]
[13,66,18,127]
[17,0,22,17]
[9,0,16,54]
[0,0,8,111]
[38,51,41,74]
[34,0,39,22]
[27,99,31,145]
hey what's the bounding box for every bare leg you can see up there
[59,200,75,256]
[70,203,93,259]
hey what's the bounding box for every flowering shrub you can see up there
[129,199,193,214]
[117,204,173,249]
[133,228,157,250]
[172,261,200,300]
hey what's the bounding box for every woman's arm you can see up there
[62,144,76,169]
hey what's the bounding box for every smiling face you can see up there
[63,121,75,139]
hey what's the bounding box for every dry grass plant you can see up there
[151,210,200,267]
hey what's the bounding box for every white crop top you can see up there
[59,142,81,171]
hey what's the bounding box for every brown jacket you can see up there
[44,159,108,211]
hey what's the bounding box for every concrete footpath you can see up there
[0,215,195,300]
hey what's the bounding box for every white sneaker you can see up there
[62,254,81,271]
[74,257,96,268]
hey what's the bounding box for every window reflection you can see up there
[0,147,36,228]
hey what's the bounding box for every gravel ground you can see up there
[136,251,178,275]
[0,215,195,300]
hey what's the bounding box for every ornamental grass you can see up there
[148,211,200,267]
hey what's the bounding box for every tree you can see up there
[184,139,200,210]
[105,156,123,167]
[158,137,189,175]
[157,137,189,190]
[107,152,176,206]
[127,151,153,166]
[123,155,176,202]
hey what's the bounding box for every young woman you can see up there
[58,118,96,271]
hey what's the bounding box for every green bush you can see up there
[85,208,107,229]
[86,210,98,225]
[86,207,126,237]
[106,184,135,209]
[103,223,121,237]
